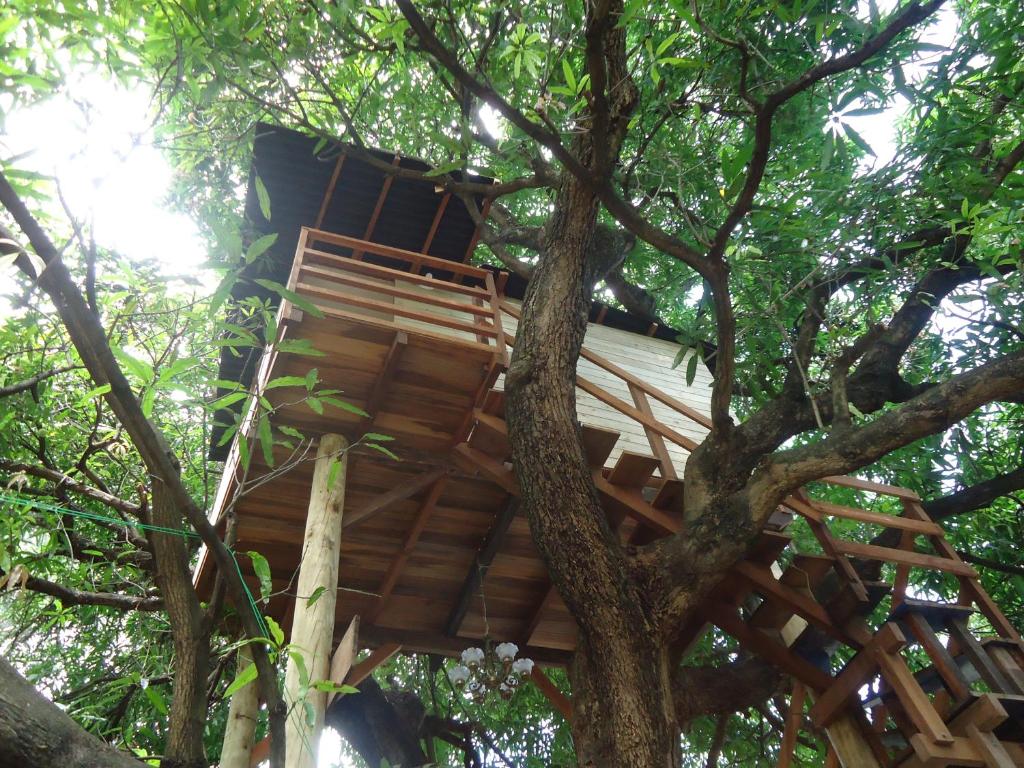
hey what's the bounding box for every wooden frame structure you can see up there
[199,226,1024,767]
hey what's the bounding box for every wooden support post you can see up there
[220,645,260,768]
[778,680,805,768]
[284,433,348,768]
[530,667,573,721]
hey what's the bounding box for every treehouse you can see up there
[197,125,1024,768]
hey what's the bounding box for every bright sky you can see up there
[0,72,206,305]
[0,8,963,767]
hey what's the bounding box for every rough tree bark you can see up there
[0,657,144,768]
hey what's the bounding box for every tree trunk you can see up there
[505,169,681,765]
[147,487,210,768]
[0,658,144,768]
[571,635,679,767]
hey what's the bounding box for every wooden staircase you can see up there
[453,382,1024,767]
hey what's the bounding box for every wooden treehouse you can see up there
[197,126,1024,768]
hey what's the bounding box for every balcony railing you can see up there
[282,227,505,359]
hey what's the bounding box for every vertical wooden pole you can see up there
[220,645,259,768]
[284,433,348,768]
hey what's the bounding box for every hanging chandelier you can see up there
[447,641,535,701]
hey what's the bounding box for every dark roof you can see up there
[211,124,681,458]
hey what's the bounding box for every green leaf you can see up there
[365,443,400,461]
[252,279,325,319]
[292,650,309,688]
[307,585,326,607]
[327,456,343,486]
[224,661,258,697]
[254,175,271,220]
[265,615,285,647]
[143,684,168,715]
[246,233,278,264]
[77,384,111,407]
[114,347,154,384]
[307,397,324,415]
[658,57,702,68]
[264,375,309,390]
[311,680,360,695]
[247,551,272,602]
[685,350,700,387]
[841,122,874,156]
[276,338,325,357]
[561,58,576,92]
[321,397,369,417]
[362,432,394,442]
[257,415,274,467]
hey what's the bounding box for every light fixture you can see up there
[447,640,535,701]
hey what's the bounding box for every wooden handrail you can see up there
[303,227,490,281]
[299,263,493,318]
[303,248,491,298]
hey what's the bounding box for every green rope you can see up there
[0,491,269,639]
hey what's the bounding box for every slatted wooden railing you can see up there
[284,227,505,360]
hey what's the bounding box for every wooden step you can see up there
[745,555,840,634]
[580,424,619,468]
[652,479,685,512]
[482,388,505,417]
[765,506,795,531]
[889,598,975,631]
[592,470,679,536]
[607,451,660,488]
[468,409,509,458]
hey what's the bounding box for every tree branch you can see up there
[0,366,80,398]
[760,349,1024,499]
[1,569,162,612]
[0,174,288,768]
[924,464,1024,522]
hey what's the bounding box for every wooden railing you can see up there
[284,227,505,358]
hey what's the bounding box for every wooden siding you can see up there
[497,300,711,474]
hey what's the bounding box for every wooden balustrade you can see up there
[286,227,505,353]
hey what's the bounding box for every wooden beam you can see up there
[820,475,921,500]
[303,247,490,297]
[343,643,402,688]
[705,603,832,690]
[832,540,978,578]
[628,382,678,481]
[451,442,519,495]
[362,331,407,426]
[314,151,347,229]
[732,561,860,647]
[445,497,519,636]
[811,500,943,534]
[810,623,906,729]
[343,468,448,529]
[421,192,451,254]
[530,667,573,721]
[284,434,348,768]
[352,154,400,260]
[371,476,448,621]
[592,471,680,535]
[327,617,360,706]
[778,680,806,768]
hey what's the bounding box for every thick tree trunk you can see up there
[0,658,144,768]
[147,487,210,768]
[506,172,680,765]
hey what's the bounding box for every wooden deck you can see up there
[197,227,1024,766]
